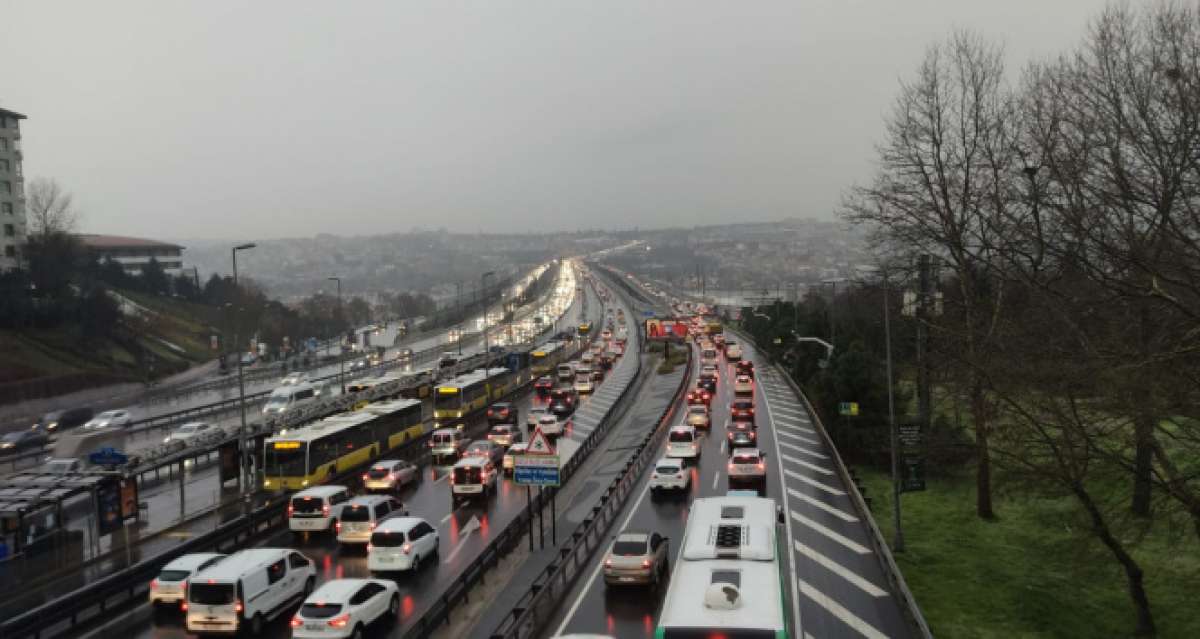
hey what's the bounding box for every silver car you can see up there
[727,448,767,486]
[362,459,419,492]
[603,530,670,587]
[684,405,710,430]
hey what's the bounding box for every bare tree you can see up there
[25,177,79,237]
[842,30,1021,519]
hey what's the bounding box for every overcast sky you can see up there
[3,1,1109,241]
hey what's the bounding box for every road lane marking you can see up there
[784,468,845,495]
[794,540,888,597]
[771,405,809,418]
[787,487,858,522]
[720,439,727,454]
[712,470,721,490]
[442,515,482,564]
[780,454,834,475]
[774,441,827,459]
[790,510,871,554]
[777,431,821,446]
[798,579,889,639]
[758,358,804,637]
[778,435,823,451]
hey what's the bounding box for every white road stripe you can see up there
[794,540,888,597]
[790,510,871,554]
[773,440,827,459]
[759,365,804,636]
[781,454,834,476]
[787,488,858,522]
[720,439,727,454]
[784,468,845,495]
[778,437,823,453]
[798,579,889,639]
[771,405,809,418]
[777,431,821,446]
[712,470,721,489]
[774,416,814,429]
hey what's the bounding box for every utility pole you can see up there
[456,281,463,356]
[328,277,344,393]
[231,242,256,501]
[481,271,495,365]
[916,254,933,432]
[883,269,904,552]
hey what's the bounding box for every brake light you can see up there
[150,579,159,590]
[362,473,369,481]
[323,504,330,516]
[180,602,188,612]
[642,560,651,569]
[388,473,396,480]
[367,543,373,552]
[328,613,351,628]
[605,559,612,567]
[757,463,765,470]
[370,522,376,530]
[287,504,294,517]
[335,521,341,532]
[729,463,735,470]
[235,601,243,613]
[402,543,413,554]
[290,616,303,628]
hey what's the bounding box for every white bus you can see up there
[656,495,789,639]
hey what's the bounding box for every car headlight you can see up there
[47,422,58,430]
[164,437,172,444]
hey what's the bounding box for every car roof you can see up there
[375,517,427,533]
[614,530,650,543]
[345,495,393,507]
[372,459,409,468]
[293,485,349,498]
[194,548,296,581]
[656,457,683,466]
[454,456,488,467]
[162,552,225,572]
[670,424,695,433]
[306,578,381,603]
[731,447,763,457]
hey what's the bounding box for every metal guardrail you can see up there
[486,337,691,639]
[399,277,643,639]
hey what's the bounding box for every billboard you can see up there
[645,318,689,342]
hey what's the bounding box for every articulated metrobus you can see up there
[656,495,790,639]
[432,367,514,426]
[262,398,423,490]
[530,341,566,377]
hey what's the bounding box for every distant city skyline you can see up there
[4,1,1107,239]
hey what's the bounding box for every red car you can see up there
[534,376,554,396]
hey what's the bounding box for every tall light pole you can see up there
[231,242,256,499]
[481,271,495,366]
[882,269,904,552]
[328,276,345,394]
[822,278,846,345]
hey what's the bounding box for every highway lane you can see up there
[548,337,912,639]
[88,279,635,639]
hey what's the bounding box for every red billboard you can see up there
[645,318,689,342]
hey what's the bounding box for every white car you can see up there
[279,372,310,386]
[649,458,690,494]
[574,377,594,394]
[368,517,440,573]
[580,352,595,365]
[733,374,754,396]
[728,448,767,485]
[291,578,400,639]
[684,405,711,429]
[149,552,226,606]
[700,364,719,379]
[666,425,700,460]
[527,405,550,429]
[538,412,568,437]
[361,459,419,492]
[503,442,529,474]
[725,343,743,360]
[163,421,215,446]
[82,409,132,430]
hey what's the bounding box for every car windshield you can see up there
[177,425,198,433]
[189,583,235,605]
[97,411,121,420]
[612,539,648,555]
[688,406,706,414]
[300,603,344,619]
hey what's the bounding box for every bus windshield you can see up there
[265,442,307,477]
[434,389,462,409]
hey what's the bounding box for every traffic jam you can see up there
[136,278,634,638]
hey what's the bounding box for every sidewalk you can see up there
[0,359,221,432]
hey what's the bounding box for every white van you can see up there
[700,347,719,367]
[666,425,700,461]
[149,552,226,607]
[185,548,316,635]
[288,485,352,534]
[262,382,328,416]
[367,517,440,573]
[428,428,467,462]
[556,363,575,384]
[336,495,407,546]
[451,456,498,503]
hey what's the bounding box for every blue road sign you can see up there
[642,310,655,317]
[513,454,560,486]
[88,447,129,467]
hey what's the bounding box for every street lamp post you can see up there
[328,277,345,394]
[882,269,904,552]
[231,242,256,499]
[481,271,495,366]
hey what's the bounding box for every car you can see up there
[368,517,440,573]
[736,360,755,377]
[488,423,523,448]
[592,369,606,383]
[0,429,49,453]
[465,440,505,466]
[700,364,719,379]
[279,372,310,386]
[603,530,670,587]
[534,376,555,396]
[487,402,517,425]
[149,552,227,607]
[396,348,414,362]
[600,329,613,340]
[350,358,369,371]
[649,458,690,495]
[428,428,468,462]
[538,412,570,437]
[730,399,755,422]
[527,405,550,429]
[685,405,711,429]
[728,448,767,486]
[666,425,700,460]
[725,342,743,360]
[549,389,576,417]
[580,352,596,365]
[289,486,353,534]
[503,442,529,474]
[451,456,499,502]
[33,407,93,433]
[291,578,400,639]
[82,409,133,430]
[336,495,408,545]
[361,459,419,492]
[686,388,712,406]
[727,429,756,451]
[726,420,757,448]
[163,421,215,446]
[186,548,315,635]
[574,376,595,394]
[733,374,754,396]
[697,375,717,393]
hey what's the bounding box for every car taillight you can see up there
[362,473,369,481]
[287,505,294,516]
[335,521,341,532]
[180,602,188,612]
[150,579,159,590]
[402,543,413,554]
[388,473,396,480]
[370,521,376,530]
[235,601,243,613]
[605,559,612,567]
[323,504,330,516]
[729,462,735,470]
[290,616,303,628]
[328,613,351,628]
[642,560,651,569]
[367,543,373,552]
[757,463,765,470]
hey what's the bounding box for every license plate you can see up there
[306,624,323,631]
[380,556,394,562]
[620,577,636,582]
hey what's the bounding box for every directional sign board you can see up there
[514,455,560,486]
[838,402,860,417]
[899,422,926,492]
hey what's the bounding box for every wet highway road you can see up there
[88,278,638,639]
[548,337,912,639]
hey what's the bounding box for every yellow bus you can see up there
[262,399,422,490]
[578,322,592,336]
[433,367,514,426]
[530,341,565,377]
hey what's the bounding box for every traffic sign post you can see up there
[516,427,559,548]
[838,402,860,417]
[898,422,926,492]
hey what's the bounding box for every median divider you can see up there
[485,341,692,639]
